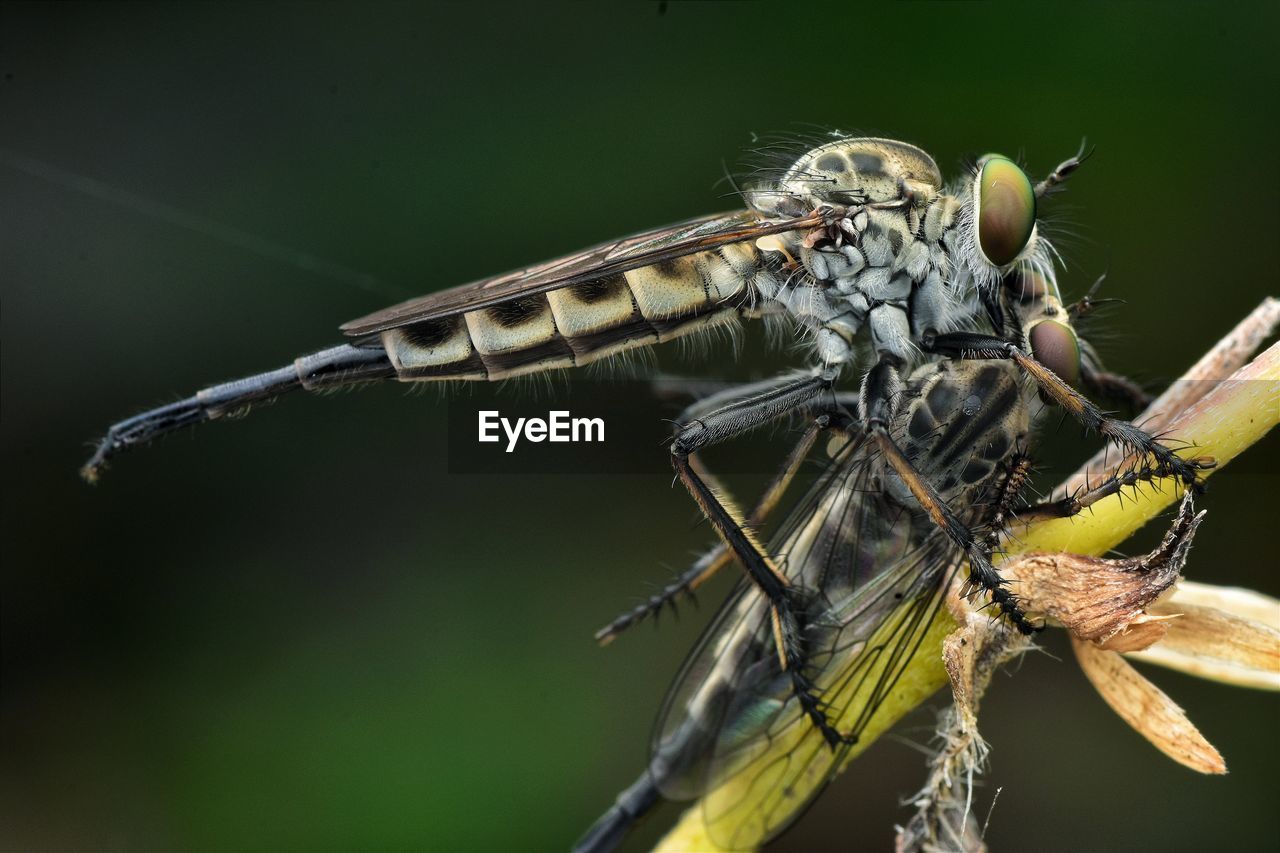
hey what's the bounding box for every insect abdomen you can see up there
[896,362,1029,503]
[380,244,764,380]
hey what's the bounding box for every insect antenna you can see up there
[1035,138,1095,198]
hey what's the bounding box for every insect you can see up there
[572,268,1206,853]
[82,135,1205,745]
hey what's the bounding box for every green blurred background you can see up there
[2,2,1277,851]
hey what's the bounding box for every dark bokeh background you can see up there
[3,2,1278,851]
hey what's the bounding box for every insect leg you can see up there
[669,371,853,746]
[81,344,395,481]
[669,373,832,615]
[861,358,1040,634]
[922,331,1211,487]
[1016,463,1179,525]
[983,454,1035,551]
[594,416,825,645]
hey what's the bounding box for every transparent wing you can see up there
[700,543,958,850]
[649,431,966,849]
[339,209,822,336]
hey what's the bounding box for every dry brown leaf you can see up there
[1096,613,1176,653]
[1126,601,1280,690]
[1072,638,1226,774]
[1166,581,1280,629]
[1002,494,1202,646]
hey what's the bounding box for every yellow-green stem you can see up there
[657,328,1279,852]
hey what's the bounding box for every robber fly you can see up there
[83,135,1205,745]
[572,266,1207,853]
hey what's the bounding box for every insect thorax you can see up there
[753,194,974,369]
[758,138,943,210]
[749,139,1058,373]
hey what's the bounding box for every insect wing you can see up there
[701,544,956,850]
[649,434,962,850]
[339,209,822,336]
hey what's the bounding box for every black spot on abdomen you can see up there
[487,296,546,327]
[935,366,1019,469]
[984,432,1010,461]
[402,317,459,349]
[570,274,625,304]
[909,406,938,443]
[924,380,959,419]
[651,259,685,279]
[961,458,991,485]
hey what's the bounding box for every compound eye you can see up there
[1002,269,1060,304]
[1028,320,1081,388]
[976,156,1036,267]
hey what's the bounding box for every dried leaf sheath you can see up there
[1002,495,1202,647]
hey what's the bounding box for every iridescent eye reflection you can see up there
[1028,319,1081,388]
[1003,268,1060,304]
[976,156,1036,266]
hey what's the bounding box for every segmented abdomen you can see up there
[379,243,770,381]
[898,362,1029,502]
